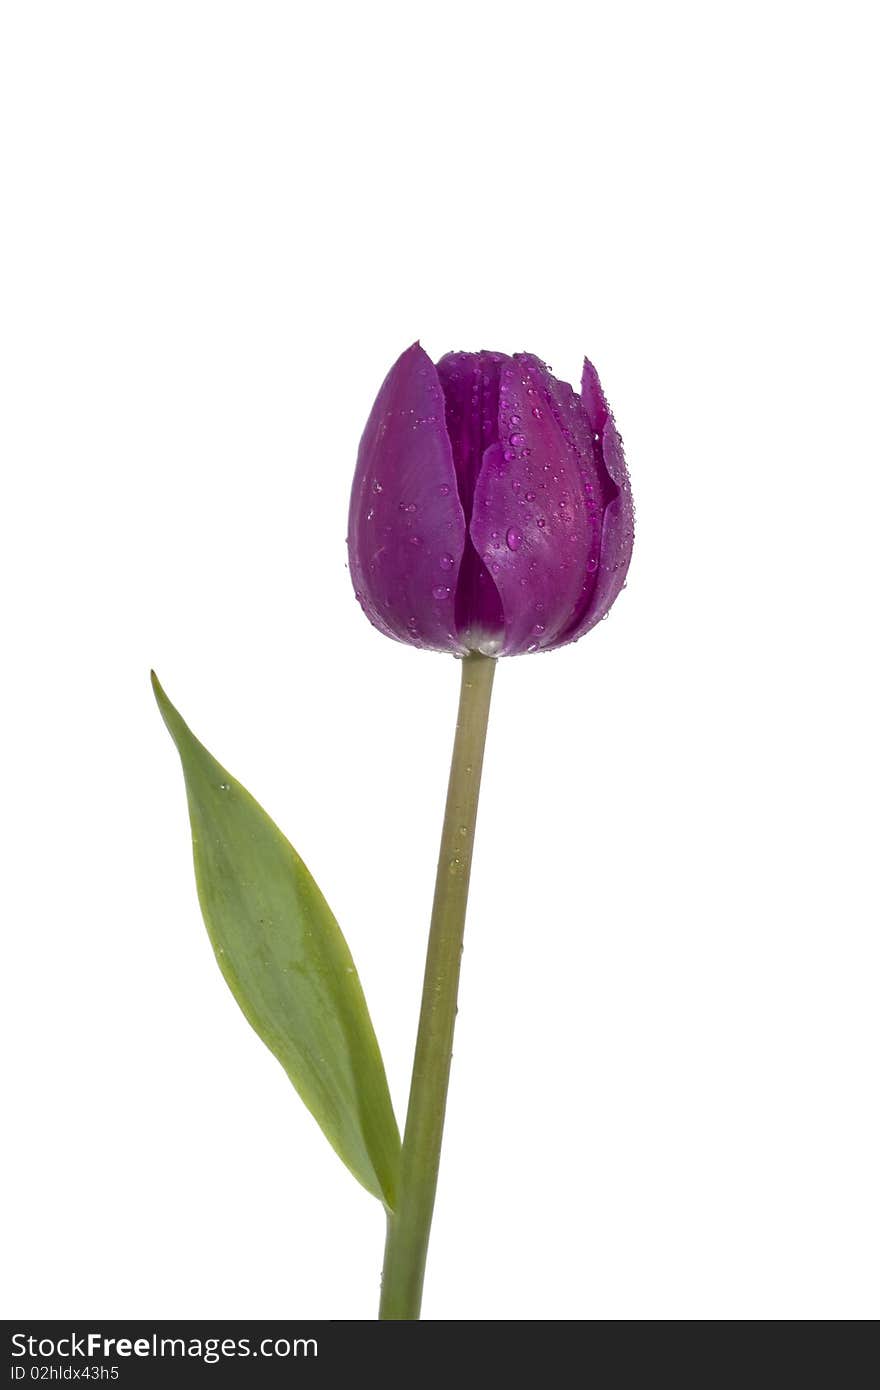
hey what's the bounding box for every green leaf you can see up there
[151,672,400,1207]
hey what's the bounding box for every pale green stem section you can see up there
[379,653,496,1320]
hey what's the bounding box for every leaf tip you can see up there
[151,668,170,712]
[151,670,184,745]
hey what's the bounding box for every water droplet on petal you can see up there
[439,552,454,570]
[586,557,598,572]
[372,479,383,494]
[506,526,523,551]
[432,584,451,600]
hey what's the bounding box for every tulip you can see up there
[348,343,633,656]
[154,339,636,1324]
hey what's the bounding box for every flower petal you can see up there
[348,343,467,652]
[468,354,595,655]
[435,351,506,650]
[553,358,634,644]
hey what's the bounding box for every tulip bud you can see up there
[348,343,633,656]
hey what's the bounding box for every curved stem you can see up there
[379,653,496,1320]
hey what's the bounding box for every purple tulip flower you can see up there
[348,343,634,656]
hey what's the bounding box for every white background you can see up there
[2,1,877,1322]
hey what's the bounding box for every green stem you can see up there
[379,653,496,1319]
